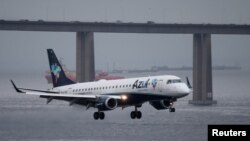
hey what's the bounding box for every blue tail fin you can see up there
[47,49,75,87]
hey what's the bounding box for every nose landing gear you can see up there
[169,107,175,112]
[169,102,175,112]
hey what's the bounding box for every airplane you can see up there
[11,49,192,120]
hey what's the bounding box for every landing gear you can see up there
[130,111,142,119]
[99,112,105,120]
[93,111,105,120]
[169,102,175,112]
[130,111,136,119]
[130,106,142,119]
[136,111,142,119]
[94,112,99,120]
[169,107,175,112]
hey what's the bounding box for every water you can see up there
[0,70,250,141]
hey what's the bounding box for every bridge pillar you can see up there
[76,32,95,82]
[189,33,217,105]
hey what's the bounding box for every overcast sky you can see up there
[0,0,250,73]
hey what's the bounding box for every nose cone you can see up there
[178,83,191,97]
[181,88,190,96]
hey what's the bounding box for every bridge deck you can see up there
[0,20,250,34]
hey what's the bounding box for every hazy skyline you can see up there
[0,0,250,73]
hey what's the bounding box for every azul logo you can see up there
[51,63,61,83]
[151,79,158,89]
[132,79,150,89]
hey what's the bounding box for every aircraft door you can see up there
[157,80,163,92]
[68,88,72,93]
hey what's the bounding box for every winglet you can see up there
[186,77,192,89]
[10,80,24,93]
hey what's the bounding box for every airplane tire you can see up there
[169,108,175,112]
[99,112,105,120]
[94,112,99,120]
[136,111,142,119]
[130,111,136,119]
[172,108,175,112]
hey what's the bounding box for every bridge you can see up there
[1,20,250,105]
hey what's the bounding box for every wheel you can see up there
[136,111,142,119]
[130,111,136,119]
[169,108,175,112]
[99,112,105,120]
[170,108,173,112]
[172,108,175,112]
[94,112,99,120]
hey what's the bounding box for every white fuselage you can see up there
[52,75,190,99]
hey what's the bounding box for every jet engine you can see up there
[149,100,171,110]
[96,97,118,111]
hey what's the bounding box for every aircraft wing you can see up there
[26,91,97,98]
[10,80,121,100]
[25,91,122,100]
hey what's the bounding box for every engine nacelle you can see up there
[150,100,171,110]
[96,97,118,111]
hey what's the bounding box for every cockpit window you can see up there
[167,79,181,84]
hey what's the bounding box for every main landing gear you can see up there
[130,106,142,119]
[93,111,105,120]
